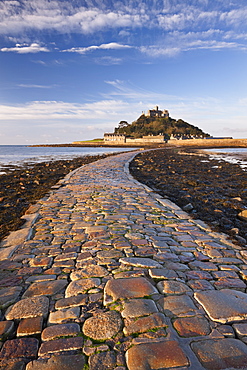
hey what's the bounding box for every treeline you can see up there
[114,114,210,139]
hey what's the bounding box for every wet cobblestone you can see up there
[0,150,247,369]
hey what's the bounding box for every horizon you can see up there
[0,0,247,145]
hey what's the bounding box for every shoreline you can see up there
[1,146,247,246]
[29,137,247,149]
[0,153,118,242]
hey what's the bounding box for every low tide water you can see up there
[203,148,247,171]
[0,145,135,174]
[0,145,247,175]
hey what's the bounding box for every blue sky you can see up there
[0,0,247,144]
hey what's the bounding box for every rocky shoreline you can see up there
[1,150,247,369]
[0,154,115,242]
[130,148,247,246]
[1,148,247,247]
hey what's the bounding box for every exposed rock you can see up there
[104,277,158,305]
[238,210,247,222]
[126,340,189,370]
[191,338,247,369]
[5,296,49,320]
[26,354,85,370]
[83,310,122,340]
[89,351,116,370]
[194,289,247,323]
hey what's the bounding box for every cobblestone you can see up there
[1,150,247,369]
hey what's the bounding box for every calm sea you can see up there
[1,145,246,175]
[0,145,135,174]
[203,148,247,171]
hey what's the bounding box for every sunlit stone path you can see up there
[1,150,247,369]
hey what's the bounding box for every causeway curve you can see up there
[1,150,247,369]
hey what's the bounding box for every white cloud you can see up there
[0,0,246,59]
[0,81,247,144]
[102,80,247,138]
[63,42,132,54]
[220,7,247,26]
[139,46,181,57]
[0,0,245,36]
[104,80,182,103]
[94,56,123,65]
[17,84,56,89]
[0,1,146,35]
[0,100,130,121]
[138,28,247,57]
[1,42,49,53]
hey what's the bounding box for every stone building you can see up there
[146,106,169,118]
[103,133,126,143]
[104,133,166,144]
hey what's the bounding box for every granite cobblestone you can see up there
[0,150,247,369]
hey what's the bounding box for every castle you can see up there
[103,106,169,144]
[146,106,169,118]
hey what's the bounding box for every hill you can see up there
[114,114,210,139]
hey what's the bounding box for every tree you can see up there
[114,114,210,138]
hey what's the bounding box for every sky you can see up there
[0,0,247,144]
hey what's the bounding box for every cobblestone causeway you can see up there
[0,150,247,369]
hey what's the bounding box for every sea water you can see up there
[203,148,247,171]
[0,145,135,174]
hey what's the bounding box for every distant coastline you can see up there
[30,138,247,149]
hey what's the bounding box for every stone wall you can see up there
[167,138,247,148]
[126,135,165,144]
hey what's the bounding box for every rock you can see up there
[126,340,189,370]
[89,351,116,370]
[65,278,100,297]
[48,307,80,324]
[188,279,214,291]
[29,257,53,267]
[0,286,22,309]
[217,325,235,338]
[38,337,84,357]
[186,270,212,280]
[5,296,49,320]
[83,311,122,340]
[0,245,20,261]
[22,280,67,298]
[122,299,158,318]
[119,257,163,268]
[149,268,178,279]
[158,294,199,318]
[194,289,247,323]
[104,277,158,305]
[238,210,247,221]
[191,338,247,369]
[213,278,246,291]
[0,321,15,339]
[70,265,108,280]
[0,338,39,360]
[41,323,80,341]
[157,280,192,295]
[55,294,88,310]
[235,235,247,245]
[0,359,26,370]
[17,317,43,337]
[173,316,211,337]
[182,203,194,212]
[123,312,167,336]
[232,323,247,340]
[26,354,85,370]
